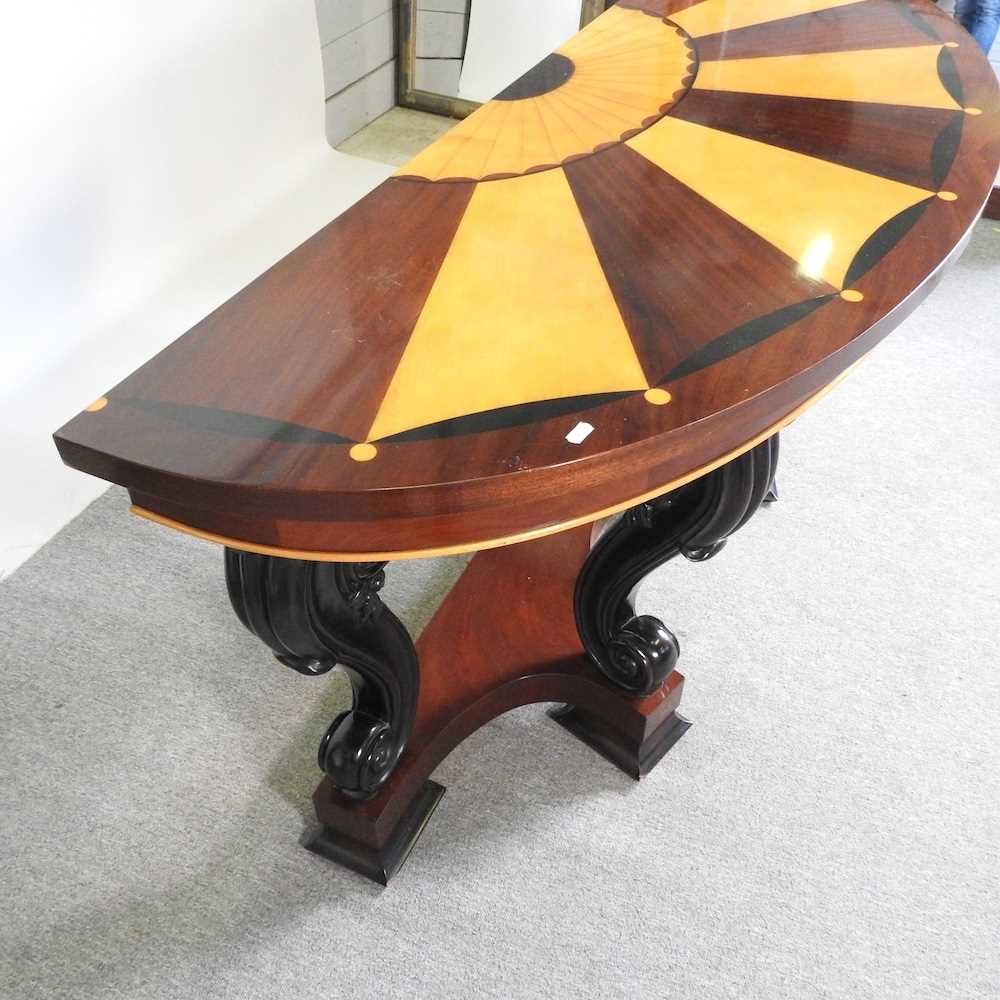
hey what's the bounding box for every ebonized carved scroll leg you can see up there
[221,542,441,886]
[225,551,438,883]
[552,434,781,774]
[224,551,419,800]
[221,436,779,885]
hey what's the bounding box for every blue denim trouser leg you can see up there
[955,0,1000,54]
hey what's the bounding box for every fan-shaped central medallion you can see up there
[398,8,695,182]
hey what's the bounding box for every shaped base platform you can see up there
[310,525,689,885]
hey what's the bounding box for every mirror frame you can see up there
[399,0,611,119]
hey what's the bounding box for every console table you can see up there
[55,0,999,884]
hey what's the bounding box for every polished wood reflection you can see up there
[54,0,1000,559]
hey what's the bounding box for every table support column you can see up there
[224,552,419,800]
[221,434,780,885]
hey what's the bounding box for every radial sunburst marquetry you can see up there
[627,115,934,289]
[57,0,999,548]
[395,6,693,182]
[298,0,989,443]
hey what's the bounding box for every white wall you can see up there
[0,1,393,578]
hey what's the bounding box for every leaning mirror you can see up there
[399,0,610,118]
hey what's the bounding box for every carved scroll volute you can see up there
[575,435,779,697]
[225,552,419,800]
[575,500,684,697]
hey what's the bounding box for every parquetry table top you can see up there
[55,0,1000,559]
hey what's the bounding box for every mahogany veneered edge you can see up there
[53,5,1000,561]
[64,232,961,562]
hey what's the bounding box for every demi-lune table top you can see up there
[55,0,1000,560]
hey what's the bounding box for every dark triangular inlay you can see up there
[889,0,941,39]
[378,393,636,443]
[843,199,933,288]
[659,296,835,384]
[937,46,964,106]
[114,398,357,445]
[931,114,963,187]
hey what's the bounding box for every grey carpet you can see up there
[2,220,999,1000]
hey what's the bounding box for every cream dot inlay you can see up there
[644,388,672,405]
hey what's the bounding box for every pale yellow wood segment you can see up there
[521,99,562,168]
[554,90,645,132]
[400,101,511,180]
[560,85,662,117]
[544,92,630,146]
[672,0,867,37]
[533,98,592,162]
[395,6,689,180]
[627,116,933,288]
[477,101,521,178]
[695,46,962,111]
[366,169,648,442]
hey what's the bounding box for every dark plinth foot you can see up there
[549,704,691,780]
[305,780,445,886]
[763,482,779,504]
[549,658,690,779]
